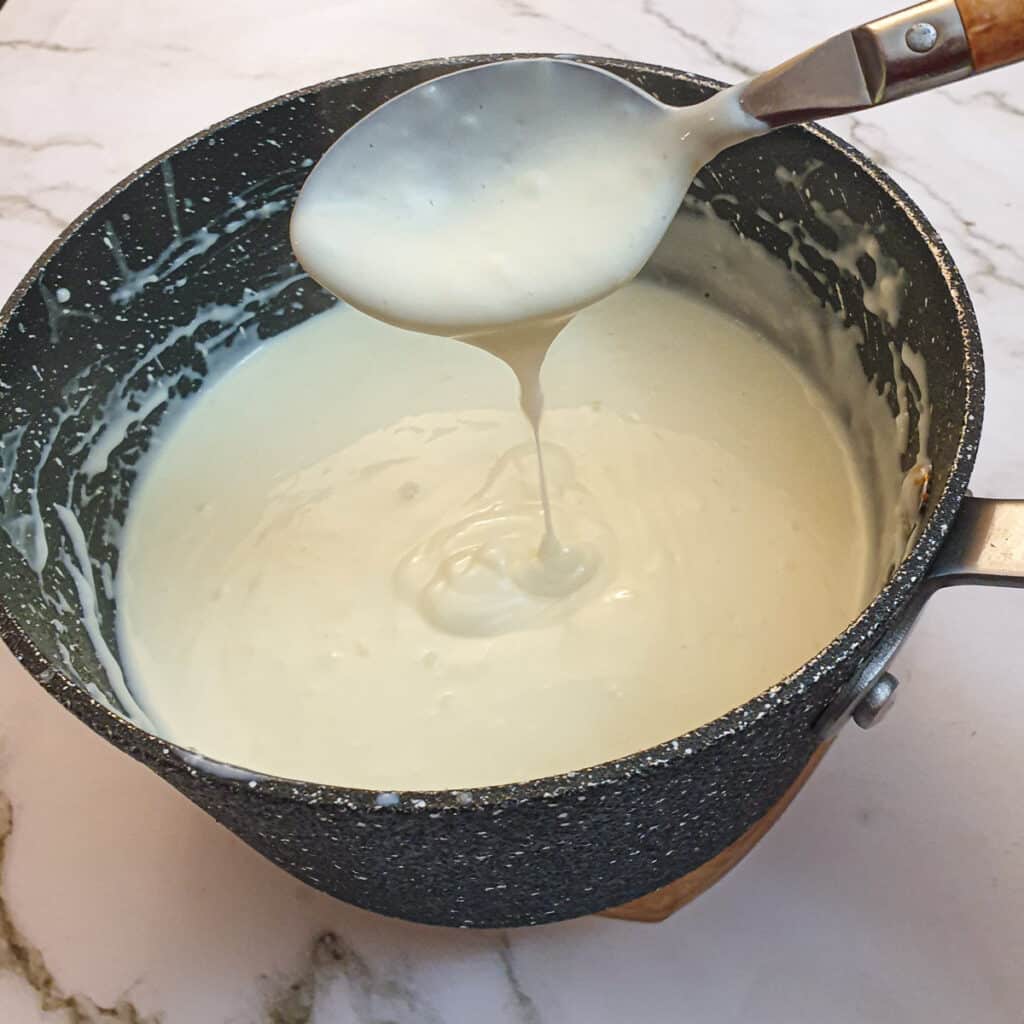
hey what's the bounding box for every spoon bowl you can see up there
[290,58,749,337]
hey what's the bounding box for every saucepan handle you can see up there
[955,0,1024,72]
[816,496,1024,738]
[927,496,1024,586]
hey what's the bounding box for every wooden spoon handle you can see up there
[956,0,1024,70]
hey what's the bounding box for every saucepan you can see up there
[0,56,1018,929]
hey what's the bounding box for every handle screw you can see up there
[853,672,899,729]
[905,22,939,53]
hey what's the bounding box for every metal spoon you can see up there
[741,0,1023,125]
[291,0,1023,333]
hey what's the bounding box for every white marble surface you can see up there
[2,0,1024,1020]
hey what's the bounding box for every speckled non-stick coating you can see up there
[0,56,982,927]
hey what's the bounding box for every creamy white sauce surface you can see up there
[117,277,875,790]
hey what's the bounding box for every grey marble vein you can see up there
[264,932,445,1024]
[845,114,1024,297]
[838,114,890,167]
[0,192,67,229]
[497,934,543,1024]
[0,134,101,152]
[0,793,159,1023]
[641,0,756,78]
[497,0,545,20]
[490,0,632,59]
[939,88,1024,118]
[0,38,91,54]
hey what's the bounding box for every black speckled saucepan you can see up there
[0,56,1019,928]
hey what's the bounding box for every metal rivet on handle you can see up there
[905,22,939,53]
[852,672,900,729]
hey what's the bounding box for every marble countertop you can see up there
[2,0,1024,1020]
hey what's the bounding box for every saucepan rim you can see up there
[0,53,983,812]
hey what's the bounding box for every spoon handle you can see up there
[957,0,1024,69]
[739,0,1023,127]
